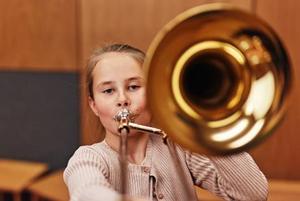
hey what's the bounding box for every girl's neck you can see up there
[105,131,149,165]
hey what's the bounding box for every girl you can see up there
[64,44,268,201]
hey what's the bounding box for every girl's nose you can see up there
[116,91,131,107]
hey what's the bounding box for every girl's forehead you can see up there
[98,52,136,62]
[96,52,141,68]
[93,53,144,81]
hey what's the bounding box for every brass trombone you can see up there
[144,3,292,155]
[116,3,292,200]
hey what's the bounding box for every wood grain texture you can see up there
[248,0,300,180]
[0,0,78,71]
[79,0,252,64]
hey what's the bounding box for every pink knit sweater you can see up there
[64,135,268,201]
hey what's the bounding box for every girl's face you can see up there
[89,52,151,136]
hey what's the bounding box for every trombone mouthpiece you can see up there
[113,108,132,122]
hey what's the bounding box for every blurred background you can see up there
[0,0,299,200]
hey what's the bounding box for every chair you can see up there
[27,170,69,201]
[0,159,48,201]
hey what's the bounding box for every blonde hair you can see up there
[86,44,145,99]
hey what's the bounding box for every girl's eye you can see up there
[102,88,114,94]
[128,85,140,91]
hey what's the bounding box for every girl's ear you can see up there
[88,96,99,116]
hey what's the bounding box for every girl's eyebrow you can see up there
[95,81,114,89]
[127,76,143,82]
[100,81,113,85]
[96,76,144,88]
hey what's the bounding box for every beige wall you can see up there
[1,0,299,179]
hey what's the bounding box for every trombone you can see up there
[115,3,292,200]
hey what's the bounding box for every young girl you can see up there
[63,44,268,201]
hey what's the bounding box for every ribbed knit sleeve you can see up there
[185,152,268,201]
[63,146,121,201]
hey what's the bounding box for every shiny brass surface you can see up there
[144,3,292,154]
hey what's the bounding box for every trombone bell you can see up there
[144,4,292,154]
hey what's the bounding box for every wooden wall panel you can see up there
[79,0,252,64]
[0,0,77,71]
[249,0,300,180]
[79,0,252,147]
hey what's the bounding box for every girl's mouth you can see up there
[113,108,139,123]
